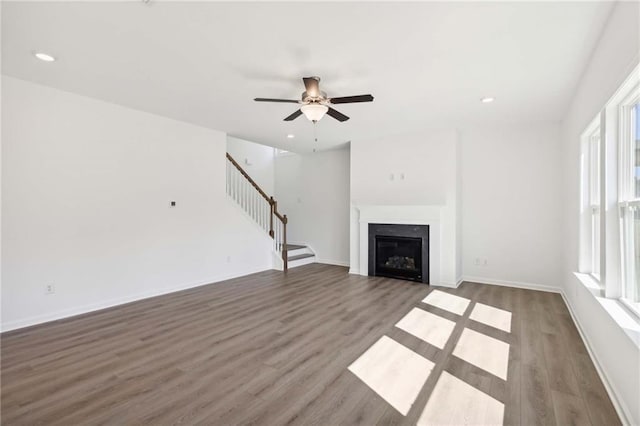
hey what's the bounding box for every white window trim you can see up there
[580,115,603,283]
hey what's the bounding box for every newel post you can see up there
[269,196,275,238]
[282,214,288,271]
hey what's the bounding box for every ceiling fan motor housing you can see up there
[301,91,328,104]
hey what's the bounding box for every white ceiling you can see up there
[2,1,613,152]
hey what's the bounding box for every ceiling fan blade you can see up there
[329,94,374,104]
[284,109,303,121]
[254,98,300,103]
[303,77,320,97]
[326,107,350,122]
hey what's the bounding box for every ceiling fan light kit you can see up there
[300,104,329,122]
[254,76,374,123]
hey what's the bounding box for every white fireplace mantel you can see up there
[354,205,442,286]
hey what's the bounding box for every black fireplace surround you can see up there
[368,223,429,284]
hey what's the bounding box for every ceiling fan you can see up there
[254,76,374,123]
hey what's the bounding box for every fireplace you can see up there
[368,223,429,284]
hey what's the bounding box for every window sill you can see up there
[574,272,604,297]
[573,272,640,349]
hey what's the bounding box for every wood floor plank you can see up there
[541,332,581,397]
[521,362,557,426]
[1,264,620,425]
[550,390,593,426]
[571,352,621,426]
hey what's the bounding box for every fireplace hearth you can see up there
[368,224,429,284]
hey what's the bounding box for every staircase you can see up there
[286,244,316,268]
[226,153,315,271]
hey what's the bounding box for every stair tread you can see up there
[286,244,306,250]
[288,253,315,261]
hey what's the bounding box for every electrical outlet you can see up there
[45,284,55,295]
[475,257,488,267]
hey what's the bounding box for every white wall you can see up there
[461,123,563,290]
[350,130,459,285]
[226,136,275,196]
[1,76,273,331]
[560,2,640,424]
[274,148,350,266]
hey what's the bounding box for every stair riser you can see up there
[288,256,316,269]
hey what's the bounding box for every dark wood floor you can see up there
[1,264,619,425]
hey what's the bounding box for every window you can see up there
[581,117,602,280]
[579,64,640,317]
[619,99,640,312]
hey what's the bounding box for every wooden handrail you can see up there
[226,153,272,203]
[226,152,288,271]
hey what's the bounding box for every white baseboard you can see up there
[316,259,350,267]
[461,275,562,294]
[431,281,458,288]
[560,291,633,426]
[1,265,271,333]
[349,268,360,275]
[435,277,464,288]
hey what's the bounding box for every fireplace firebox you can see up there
[368,224,429,284]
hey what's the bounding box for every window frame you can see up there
[617,88,640,315]
[580,116,603,282]
[579,63,640,318]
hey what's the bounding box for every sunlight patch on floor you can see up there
[453,328,510,380]
[469,302,512,333]
[348,335,435,415]
[422,290,470,316]
[417,371,505,426]
[395,307,456,349]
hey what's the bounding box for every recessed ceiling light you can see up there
[287,134,295,139]
[480,97,495,103]
[33,52,56,62]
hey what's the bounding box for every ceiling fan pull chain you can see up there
[313,121,318,143]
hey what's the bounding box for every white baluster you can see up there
[240,177,244,210]
[237,174,241,207]
[249,189,256,220]
[251,189,255,220]
[233,168,238,202]
[277,220,281,251]
[243,179,247,211]
[243,179,247,212]
[235,169,238,202]
[229,165,233,200]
